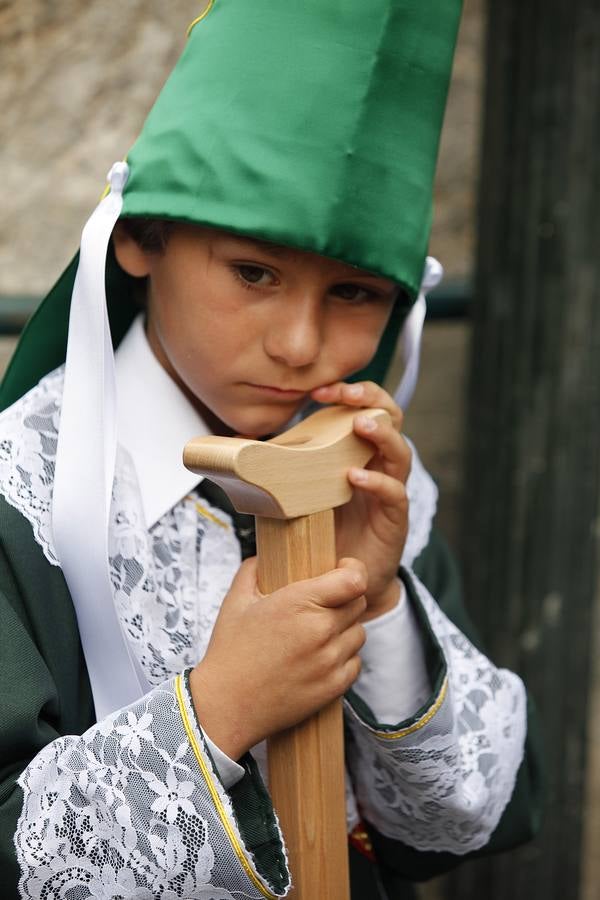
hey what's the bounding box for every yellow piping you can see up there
[194,500,230,530]
[375,676,448,740]
[175,674,278,899]
[187,0,215,36]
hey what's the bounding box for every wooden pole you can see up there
[445,1,600,898]
[184,405,390,899]
[257,512,349,899]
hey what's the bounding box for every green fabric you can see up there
[0,0,461,412]
[0,496,543,897]
[125,0,461,293]
[0,498,94,898]
[349,844,416,900]
[0,247,141,412]
[0,497,288,896]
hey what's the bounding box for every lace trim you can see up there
[344,571,527,855]
[402,438,438,568]
[175,673,288,898]
[5,368,522,864]
[0,370,438,698]
[15,678,287,899]
[0,366,64,566]
[0,368,243,693]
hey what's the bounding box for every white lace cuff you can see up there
[15,673,290,898]
[344,571,527,855]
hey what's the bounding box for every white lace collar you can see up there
[0,325,438,573]
[115,315,209,528]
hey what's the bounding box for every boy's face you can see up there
[114,223,397,437]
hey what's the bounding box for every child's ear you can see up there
[112,222,152,278]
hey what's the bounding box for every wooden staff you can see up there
[184,404,389,899]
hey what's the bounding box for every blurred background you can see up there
[1,1,598,897]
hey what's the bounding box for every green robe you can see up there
[0,493,542,899]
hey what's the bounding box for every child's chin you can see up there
[229,407,301,439]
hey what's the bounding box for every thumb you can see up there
[221,557,260,613]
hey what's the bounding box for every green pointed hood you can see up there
[1,0,462,410]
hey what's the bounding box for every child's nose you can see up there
[264,299,322,368]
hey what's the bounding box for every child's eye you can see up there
[331,283,380,304]
[234,264,276,288]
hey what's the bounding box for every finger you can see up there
[332,622,367,664]
[223,557,260,610]
[353,416,412,481]
[328,593,368,633]
[281,558,367,610]
[338,655,363,693]
[347,467,409,525]
[322,649,364,702]
[312,381,403,429]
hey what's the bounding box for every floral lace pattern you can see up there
[3,368,526,893]
[0,367,242,689]
[108,449,242,687]
[0,366,63,564]
[0,368,437,691]
[345,572,527,854]
[16,678,283,899]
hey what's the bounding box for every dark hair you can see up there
[118,217,173,253]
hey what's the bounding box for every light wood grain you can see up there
[183,407,382,899]
[257,512,349,900]
[183,405,389,518]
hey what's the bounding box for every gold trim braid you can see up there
[175,674,278,899]
[193,500,230,530]
[375,675,449,740]
[187,0,215,36]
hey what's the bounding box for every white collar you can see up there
[115,314,209,527]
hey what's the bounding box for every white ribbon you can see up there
[53,162,150,721]
[393,256,443,411]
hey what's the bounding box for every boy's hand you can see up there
[190,556,367,760]
[311,381,411,622]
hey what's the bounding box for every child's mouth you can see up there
[245,383,308,400]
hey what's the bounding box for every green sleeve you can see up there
[0,499,95,899]
[0,498,289,898]
[368,528,544,889]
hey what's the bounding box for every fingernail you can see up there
[356,414,376,431]
[350,467,369,483]
[346,384,363,398]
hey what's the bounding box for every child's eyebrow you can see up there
[240,238,293,259]
[238,237,392,282]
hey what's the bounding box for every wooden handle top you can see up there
[183,405,390,519]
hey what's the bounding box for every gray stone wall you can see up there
[0,0,203,294]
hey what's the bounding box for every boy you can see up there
[0,2,542,898]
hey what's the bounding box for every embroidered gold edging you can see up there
[375,676,449,740]
[175,674,277,900]
[194,500,230,530]
[187,0,215,36]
